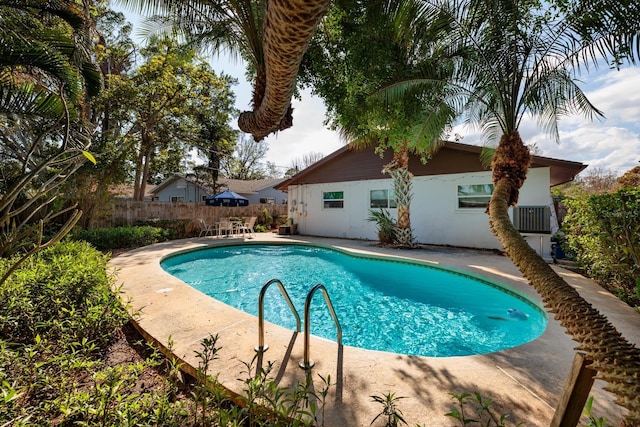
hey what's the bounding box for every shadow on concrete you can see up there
[272,332,299,383]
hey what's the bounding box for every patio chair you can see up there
[216,217,234,237]
[198,218,215,237]
[237,216,257,238]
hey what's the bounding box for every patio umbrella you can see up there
[205,190,249,207]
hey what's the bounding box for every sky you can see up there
[117,6,640,177]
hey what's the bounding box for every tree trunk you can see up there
[132,148,145,201]
[390,167,414,247]
[238,0,331,141]
[384,142,414,247]
[490,131,640,423]
[139,147,153,202]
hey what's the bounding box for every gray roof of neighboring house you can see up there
[149,174,213,195]
[149,174,287,196]
[218,178,287,195]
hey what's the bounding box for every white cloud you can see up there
[261,90,345,169]
[453,67,640,176]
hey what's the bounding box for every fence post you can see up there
[550,352,597,427]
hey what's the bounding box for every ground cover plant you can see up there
[0,241,331,426]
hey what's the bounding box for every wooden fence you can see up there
[92,201,289,235]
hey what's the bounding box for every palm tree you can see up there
[303,1,456,247]
[0,0,102,115]
[0,0,101,281]
[118,0,330,141]
[397,0,640,421]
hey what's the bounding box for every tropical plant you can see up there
[117,0,312,141]
[367,209,399,245]
[370,392,408,427]
[583,397,614,427]
[446,392,524,426]
[0,0,102,110]
[0,0,101,283]
[389,0,640,421]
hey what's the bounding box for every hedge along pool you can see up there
[160,243,547,357]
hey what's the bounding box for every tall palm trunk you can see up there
[391,168,414,247]
[384,142,414,247]
[238,0,330,141]
[490,131,640,423]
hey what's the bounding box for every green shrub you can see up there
[254,224,269,233]
[563,188,640,308]
[74,225,171,250]
[134,218,189,239]
[258,208,274,229]
[0,240,128,348]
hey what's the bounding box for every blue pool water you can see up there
[161,243,547,357]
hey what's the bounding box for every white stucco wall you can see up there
[287,167,554,257]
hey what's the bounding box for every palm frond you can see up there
[0,83,68,119]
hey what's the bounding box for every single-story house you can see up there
[149,174,289,204]
[276,141,586,257]
[150,174,213,202]
[219,178,289,205]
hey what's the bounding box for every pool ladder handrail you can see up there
[256,278,301,352]
[299,283,342,370]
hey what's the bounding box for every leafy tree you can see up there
[118,0,296,140]
[61,6,139,228]
[102,36,237,200]
[220,134,278,180]
[302,1,455,247]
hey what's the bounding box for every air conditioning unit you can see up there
[512,206,551,234]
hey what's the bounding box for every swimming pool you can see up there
[161,243,547,357]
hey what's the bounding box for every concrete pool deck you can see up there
[109,233,640,426]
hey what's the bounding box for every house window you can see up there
[457,184,494,209]
[170,196,185,202]
[370,189,397,209]
[323,191,344,209]
[260,197,276,204]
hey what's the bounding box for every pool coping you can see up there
[110,233,640,426]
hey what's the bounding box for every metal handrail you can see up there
[256,278,301,352]
[299,284,342,370]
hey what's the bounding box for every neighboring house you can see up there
[150,174,289,204]
[219,178,289,205]
[150,174,213,203]
[276,141,586,257]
